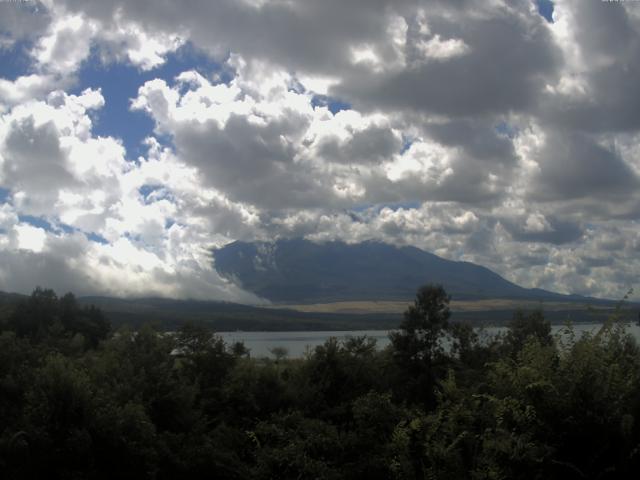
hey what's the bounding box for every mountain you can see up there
[212,238,588,303]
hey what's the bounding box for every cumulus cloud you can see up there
[0,2,50,48]
[132,67,407,209]
[0,0,639,301]
[0,84,263,301]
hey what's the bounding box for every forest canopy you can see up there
[0,285,639,479]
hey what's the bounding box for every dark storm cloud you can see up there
[0,2,51,45]
[174,116,334,210]
[317,124,401,165]
[541,62,640,134]
[501,216,584,245]
[2,117,79,211]
[59,0,413,72]
[531,132,639,202]
[335,10,560,117]
[0,236,96,296]
[359,165,503,207]
[427,120,517,164]
[580,256,614,269]
[539,1,640,133]
[510,252,551,269]
[566,0,637,66]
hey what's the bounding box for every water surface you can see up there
[220,323,640,358]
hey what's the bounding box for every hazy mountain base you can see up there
[213,239,596,304]
[80,296,630,331]
[2,294,631,333]
[2,292,631,331]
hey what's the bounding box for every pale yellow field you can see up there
[268,299,601,314]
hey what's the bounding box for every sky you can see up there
[0,0,639,302]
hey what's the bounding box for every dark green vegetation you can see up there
[2,285,640,479]
[4,288,626,334]
[213,239,593,303]
[78,295,402,331]
[77,295,627,330]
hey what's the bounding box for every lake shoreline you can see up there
[218,322,640,358]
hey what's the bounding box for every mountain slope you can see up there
[213,239,587,303]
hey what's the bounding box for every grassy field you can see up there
[267,298,617,314]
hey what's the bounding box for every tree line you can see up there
[0,285,639,479]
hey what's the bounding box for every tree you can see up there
[175,322,236,416]
[504,309,551,356]
[8,287,59,341]
[60,293,110,348]
[6,289,109,348]
[389,284,451,408]
[269,346,288,363]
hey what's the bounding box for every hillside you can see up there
[1,290,627,331]
[212,239,591,304]
[76,296,401,331]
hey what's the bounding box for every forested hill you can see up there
[0,290,625,330]
[213,239,593,303]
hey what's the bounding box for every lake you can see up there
[219,323,640,358]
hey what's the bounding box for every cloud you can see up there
[500,214,584,245]
[0,2,51,47]
[426,120,517,165]
[531,132,639,202]
[0,84,264,301]
[0,230,262,301]
[32,11,94,75]
[0,0,639,301]
[0,74,62,109]
[132,67,406,209]
[335,4,560,117]
[540,0,640,133]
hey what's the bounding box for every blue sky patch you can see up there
[0,40,34,81]
[311,94,351,115]
[77,55,157,160]
[86,232,109,244]
[18,214,53,231]
[75,42,232,160]
[495,121,518,139]
[139,184,173,204]
[139,184,164,198]
[401,135,414,154]
[351,201,422,215]
[383,201,422,212]
[536,0,554,23]
[0,187,10,204]
[18,214,108,244]
[18,215,73,235]
[287,77,306,95]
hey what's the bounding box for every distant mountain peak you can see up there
[213,238,575,304]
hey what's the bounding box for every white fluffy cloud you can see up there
[0,84,262,301]
[0,0,639,301]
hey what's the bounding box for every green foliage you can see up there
[250,412,342,479]
[5,288,110,348]
[1,285,640,479]
[389,284,452,408]
[504,308,552,356]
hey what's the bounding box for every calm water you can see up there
[219,323,640,358]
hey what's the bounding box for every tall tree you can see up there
[390,284,451,408]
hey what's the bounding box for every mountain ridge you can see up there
[212,238,594,304]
